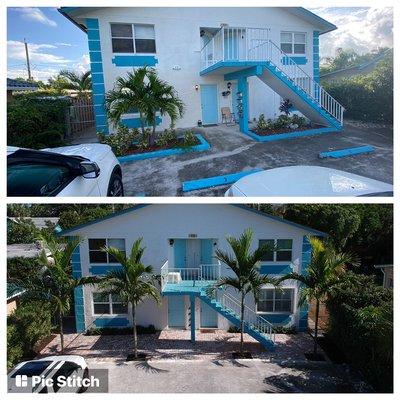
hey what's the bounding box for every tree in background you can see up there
[7,218,39,244]
[280,237,359,358]
[56,70,92,98]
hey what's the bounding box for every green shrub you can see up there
[98,125,140,156]
[182,129,198,147]
[273,325,297,334]
[272,114,291,129]
[7,256,42,281]
[227,325,240,333]
[7,95,70,149]
[291,114,307,128]
[279,99,293,116]
[85,324,156,336]
[7,301,53,369]
[326,272,393,392]
[156,129,177,147]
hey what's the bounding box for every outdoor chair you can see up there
[221,107,236,126]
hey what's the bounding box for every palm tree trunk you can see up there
[138,111,146,136]
[132,305,138,359]
[314,299,320,356]
[149,116,157,146]
[59,310,64,354]
[240,293,245,355]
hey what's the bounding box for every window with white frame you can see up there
[92,292,128,315]
[259,239,293,262]
[111,23,156,54]
[88,238,125,263]
[280,32,306,55]
[257,288,294,313]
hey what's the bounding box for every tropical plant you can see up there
[13,231,97,353]
[279,99,293,116]
[57,70,92,97]
[98,238,161,359]
[279,237,359,357]
[105,66,184,146]
[211,229,277,355]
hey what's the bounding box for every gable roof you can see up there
[57,204,327,237]
[59,7,337,35]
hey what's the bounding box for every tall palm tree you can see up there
[279,236,359,357]
[105,66,184,145]
[99,238,161,359]
[14,231,97,353]
[211,229,277,355]
[58,70,92,97]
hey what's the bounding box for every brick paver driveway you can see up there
[121,120,393,196]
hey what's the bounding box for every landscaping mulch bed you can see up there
[254,124,323,136]
[232,351,253,359]
[124,136,200,156]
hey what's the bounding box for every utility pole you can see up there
[24,38,32,81]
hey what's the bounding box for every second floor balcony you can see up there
[200,26,270,73]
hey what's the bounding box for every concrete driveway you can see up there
[121,120,393,196]
[89,359,366,393]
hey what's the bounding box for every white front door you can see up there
[186,239,201,268]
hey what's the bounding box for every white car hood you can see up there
[226,166,393,197]
[42,143,111,163]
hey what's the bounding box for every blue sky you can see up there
[7,7,393,82]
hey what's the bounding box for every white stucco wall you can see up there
[65,204,313,331]
[78,7,319,130]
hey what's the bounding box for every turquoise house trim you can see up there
[281,56,307,65]
[86,18,108,134]
[71,245,85,333]
[94,317,130,328]
[298,235,312,332]
[117,133,211,163]
[245,126,340,142]
[319,145,375,159]
[112,55,158,67]
[89,265,123,275]
[260,264,293,275]
[121,116,162,129]
[200,239,213,264]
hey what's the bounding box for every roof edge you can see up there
[58,204,327,237]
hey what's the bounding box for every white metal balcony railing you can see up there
[200,26,344,125]
[160,260,221,290]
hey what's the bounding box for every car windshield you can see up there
[11,361,53,378]
[7,163,73,196]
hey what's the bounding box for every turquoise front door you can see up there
[168,296,185,328]
[200,300,218,328]
[174,239,186,268]
[201,85,218,125]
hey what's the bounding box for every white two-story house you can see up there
[59,204,325,349]
[59,7,343,138]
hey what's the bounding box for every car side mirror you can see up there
[80,161,100,179]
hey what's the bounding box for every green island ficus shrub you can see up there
[325,271,393,392]
[7,94,70,149]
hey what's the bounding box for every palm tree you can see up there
[14,231,97,353]
[279,237,359,357]
[211,229,277,355]
[99,238,161,359]
[57,70,92,97]
[105,66,184,146]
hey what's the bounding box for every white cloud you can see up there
[75,54,91,74]
[13,7,57,27]
[55,42,75,47]
[311,7,393,58]
[7,67,61,82]
[7,40,71,64]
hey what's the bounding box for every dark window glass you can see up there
[135,39,156,53]
[89,239,106,250]
[11,361,52,378]
[89,251,107,263]
[111,24,132,38]
[93,303,110,314]
[294,44,306,54]
[112,303,128,314]
[259,240,274,262]
[280,43,292,54]
[112,38,134,53]
[276,239,292,262]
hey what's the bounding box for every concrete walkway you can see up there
[121,121,393,196]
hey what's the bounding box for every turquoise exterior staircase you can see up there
[199,287,275,350]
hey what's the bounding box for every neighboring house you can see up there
[7,283,25,316]
[321,49,392,83]
[7,217,60,231]
[7,78,38,101]
[59,7,343,137]
[58,204,325,349]
[375,264,393,289]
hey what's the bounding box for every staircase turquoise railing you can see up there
[199,285,275,350]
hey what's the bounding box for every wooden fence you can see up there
[66,97,95,136]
